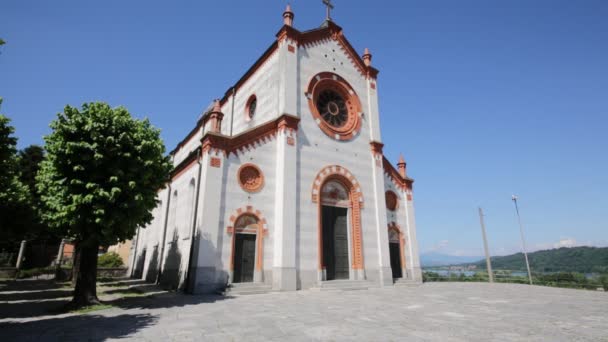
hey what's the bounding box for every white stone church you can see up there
[129,4,422,293]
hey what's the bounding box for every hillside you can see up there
[469,246,608,273]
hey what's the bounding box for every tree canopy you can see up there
[37,102,172,307]
[38,102,172,245]
[0,99,32,243]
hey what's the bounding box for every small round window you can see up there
[246,95,257,120]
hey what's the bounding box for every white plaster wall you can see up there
[217,138,278,284]
[295,39,386,286]
[222,52,280,137]
[384,173,405,228]
[173,129,202,167]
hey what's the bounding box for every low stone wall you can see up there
[55,267,128,280]
[0,267,17,278]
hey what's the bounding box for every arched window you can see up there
[169,190,178,240]
[184,179,196,238]
[234,214,259,233]
[320,180,349,207]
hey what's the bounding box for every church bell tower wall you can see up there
[294,38,392,289]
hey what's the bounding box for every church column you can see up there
[189,104,230,293]
[364,50,392,286]
[273,116,299,291]
[370,142,393,286]
[398,157,422,281]
[272,14,300,290]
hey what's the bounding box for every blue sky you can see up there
[2,0,607,256]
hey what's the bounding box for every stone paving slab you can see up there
[1,282,607,341]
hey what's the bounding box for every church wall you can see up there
[218,138,278,285]
[159,165,199,290]
[221,52,280,137]
[172,129,202,167]
[295,39,386,288]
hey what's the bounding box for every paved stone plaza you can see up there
[1,282,607,341]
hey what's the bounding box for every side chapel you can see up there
[129,4,422,293]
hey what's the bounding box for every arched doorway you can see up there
[388,223,406,279]
[312,165,365,282]
[232,214,259,283]
[321,180,351,280]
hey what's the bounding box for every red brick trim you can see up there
[382,156,414,193]
[306,72,362,141]
[237,163,264,193]
[226,206,268,271]
[385,190,398,211]
[388,222,406,271]
[200,114,300,157]
[312,165,365,271]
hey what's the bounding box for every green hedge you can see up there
[98,252,124,268]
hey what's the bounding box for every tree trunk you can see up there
[71,242,80,286]
[70,241,100,308]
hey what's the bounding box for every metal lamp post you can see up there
[512,195,533,285]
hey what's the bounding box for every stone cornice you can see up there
[200,114,300,156]
[382,156,414,191]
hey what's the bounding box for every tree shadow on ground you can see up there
[0,288,72,301]
[107,291,232,311]
[0,279,63,292]
[0,313,157,340]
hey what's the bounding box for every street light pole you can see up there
[478,208,494,283]
[512,195,533,285]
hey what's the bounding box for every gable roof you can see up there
[171,20,378,156]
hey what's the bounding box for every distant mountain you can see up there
[420,252,483,267]
[466,246,608,273]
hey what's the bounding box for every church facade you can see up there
[129,5,422,293]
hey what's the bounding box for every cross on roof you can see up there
[323,0,334,20]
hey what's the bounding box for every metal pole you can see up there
[512,195,533,285]
[56,239,66,266]
[15,240,27,270]
[478,208,494,283]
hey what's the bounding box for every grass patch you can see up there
[71,304,113,314]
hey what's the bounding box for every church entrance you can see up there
[388,225,404,279]
[389,242,402,279]
[233,233,256,283]
[322,206,349,280]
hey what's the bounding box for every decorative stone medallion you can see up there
[238,164,264,193]
[385,190,398,211]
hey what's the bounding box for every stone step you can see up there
[311,280,375,291]
[393,278,421,287]
[225,283,273,296]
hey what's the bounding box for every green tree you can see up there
[16,145,53,241]
[0,99,31,244]
[37,102,172,308]
[18,145,45,194]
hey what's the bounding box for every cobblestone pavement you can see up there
[1,282,607,341]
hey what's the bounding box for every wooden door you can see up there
[322,206,349,280]
[390,242,402,279]
[234,234,256,283]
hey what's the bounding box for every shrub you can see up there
[600,274,608,291]
[98,252,124,268]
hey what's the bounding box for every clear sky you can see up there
[2,0,607,256]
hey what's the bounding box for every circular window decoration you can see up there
[238,164,264,193]
[246,94,257,120]
[385,190,398,211]
[307,72,362,140]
